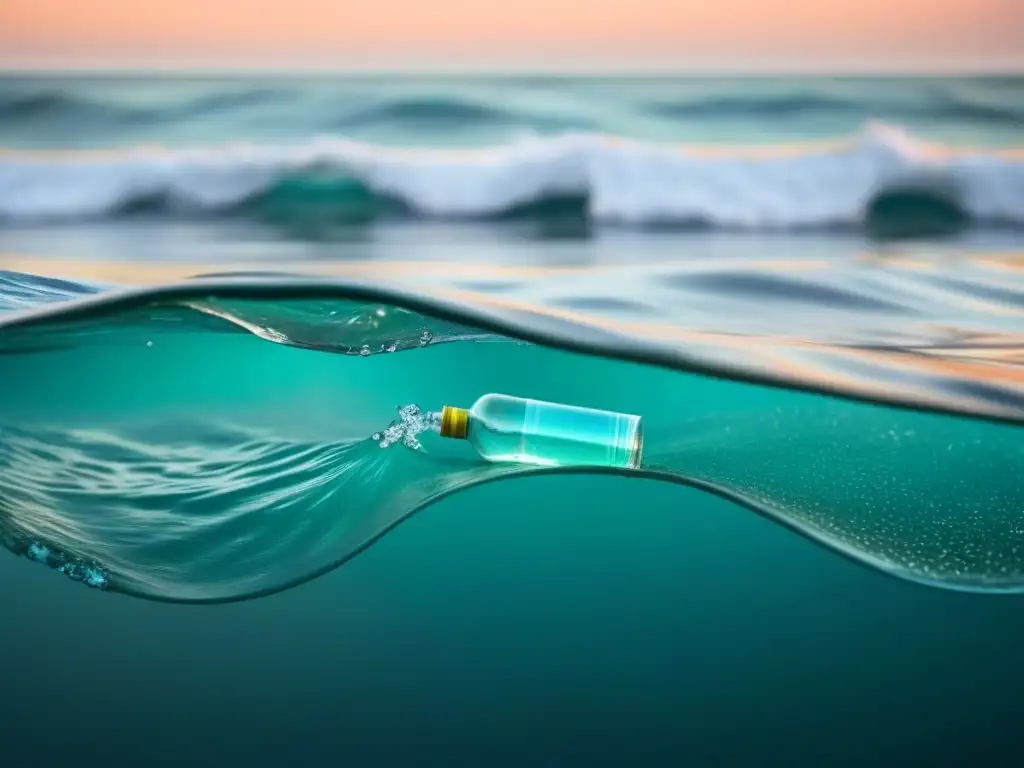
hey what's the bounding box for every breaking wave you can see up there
[1,124,1021,236]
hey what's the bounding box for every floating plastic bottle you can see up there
[437,393,643,469]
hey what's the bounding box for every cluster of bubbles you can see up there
[372,404,441,450]
[25,542,108,589]
[356,329,434,357]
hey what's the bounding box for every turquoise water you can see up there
[1,74,1022,602]
[2,73,1023,763]
[1,279,1021,602]
[2,75,1024,240]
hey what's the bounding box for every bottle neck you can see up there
[439,405,470,440]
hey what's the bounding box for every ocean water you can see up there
[2,74,1024,764]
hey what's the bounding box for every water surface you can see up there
[1,74,1022,603]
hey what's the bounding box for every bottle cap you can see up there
[440,406,469,439]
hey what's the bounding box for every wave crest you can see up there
[0,287,1021,601]
[0,86,285,126]
[2,124,1021,234]
[644,90,1024,125]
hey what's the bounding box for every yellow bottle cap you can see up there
[439,405,469,439]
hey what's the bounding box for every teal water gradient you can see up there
[2,73,1024,766]
[1,286,1020,602]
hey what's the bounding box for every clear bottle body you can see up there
[460,394,643,469]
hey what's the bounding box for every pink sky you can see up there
[2,0,1022,70]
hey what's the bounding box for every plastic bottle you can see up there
[437,393,643,469]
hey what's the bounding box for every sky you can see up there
[2,0,1022,71]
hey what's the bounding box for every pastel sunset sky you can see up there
[2,0,1021,71]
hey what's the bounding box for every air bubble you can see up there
[374,404,441,451]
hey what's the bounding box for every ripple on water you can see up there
[0,282,1021,601]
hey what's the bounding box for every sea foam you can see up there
[1,123,1021,230]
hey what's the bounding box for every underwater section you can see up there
[0,277,1021,602]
